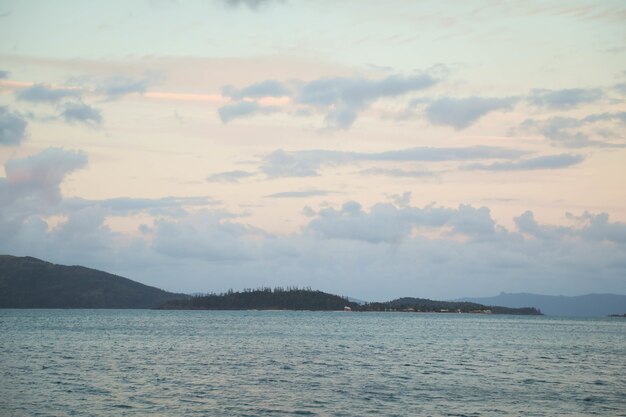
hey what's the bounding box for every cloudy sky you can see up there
[1,0,625,300]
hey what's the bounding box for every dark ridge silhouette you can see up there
[458,292,626,317]
[157,287,358,311]
[0,255,187,309]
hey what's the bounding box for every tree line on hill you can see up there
[158,287,542,315]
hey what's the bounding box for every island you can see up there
[157,287,543,315]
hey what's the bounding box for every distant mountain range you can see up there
[458,293,626,317]
[0,255,186,308]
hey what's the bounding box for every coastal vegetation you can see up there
[158,287,542,315]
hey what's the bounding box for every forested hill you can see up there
[367,297,541,315]
[158,287,359,311]
[0,255,187,309]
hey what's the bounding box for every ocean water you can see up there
[0,310,625,417]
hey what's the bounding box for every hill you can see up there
[458,292,626,317]
[0,255,187,309]
[159,289,541,314]
[362,297,541,315]
[158,287,358,311]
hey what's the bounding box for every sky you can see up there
[0,0,625,300]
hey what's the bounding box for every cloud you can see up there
[296,74,437,129]
[152,210,261,262]
[218,101,278,123]
[63,196,218,216]
[265,190,331,198]
[1,147,87,205]
[260,146,528,177]
[220,0,278,9]
[16,84,82,103]
[615,83,626,96]
[425,96,516,129]
[359,167,434,178]
[464,154,585,171]
[98,75,153,100]
[61,102,102,126]
[206,170,256,183]
[571,212,626,244]
[519,112,626,147]
[0,70,8,79]
[527,88,603,109]
[1,170,625,299]
[219,73,438,129]
[0,106,28,146]
[516,210,626,244]
[306,201,497,244]
[222,80,291,100]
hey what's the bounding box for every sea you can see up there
[0,310,625,417]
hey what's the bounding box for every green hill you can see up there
[0,255,187,309]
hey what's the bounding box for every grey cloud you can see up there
[516,211,626,244]
[615,83,626,95]
[1,147,87,205]
[0,106,28,146]
[221,0,278,9]
[222,80,291,100]
[359,167,434,178]
[464,154,584,171]
[0,70,8,79]
[61,102,102,126]
[16,84,82,103]
[572,212,626,244]
[520,112,626,148]
[527,88,603,109]
[425,96,516,130]
[99,76,152,99]
[63,196,217,216]
[220,73,438,130]
[1,177,625,299]
[218,101,278,123]
[297,74,436,106]
[207,170,256,183]
[260,146,528,178]
[152,210,260,262]
[296,74,437,129]
[306,202,496,244]
[265,190,330,198]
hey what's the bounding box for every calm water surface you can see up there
[1,310,625,416]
